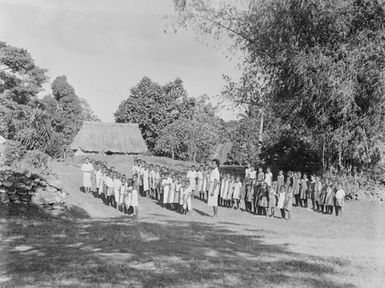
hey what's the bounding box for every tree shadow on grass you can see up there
[193,208,211,217]
[1,206,356,288]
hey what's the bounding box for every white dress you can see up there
[233,182,242,200]
[105,177,114,196]
[143,169,149,191]
[187,170,197,191]
[201,171,207,192]
[95,170,103,194]
[226,181,234,200]
[183,186,192,210]
[81,163,94,188]
[163,177,172,204]
[265,172,273,187]
[277,191,286,209]
[113,179,122,204]
[169,182,176,204]
[196,171,204,192]
[220,179,227,198]
[208,168,220,207]
[125,186,133,206]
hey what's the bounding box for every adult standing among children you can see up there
[208,159,220,217]
[81,158,94,194]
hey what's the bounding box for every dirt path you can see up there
[53,161,385,287]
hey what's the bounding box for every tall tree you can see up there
[79,97,100,121]
[172,0,385,173]
[115,77,194,151]
[51,76,83,145]
[0,41,47,105]
[155,95,222,162]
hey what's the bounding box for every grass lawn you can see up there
[0,204,359,288]
[1,160,384,288]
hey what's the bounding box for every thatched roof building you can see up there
[71,122,147,155]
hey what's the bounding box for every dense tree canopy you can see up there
[50,76,83,145]
[172,0,385,173]
[155,95,222,161]
[115,77,196,151]
[1,41,99,161]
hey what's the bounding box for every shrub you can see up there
[23,150,49,169]
[4,140,26,166]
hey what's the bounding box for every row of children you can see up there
[132,158,222,217]
[81,158,139,216]
[242,165,346,218]
[132,159,201,215]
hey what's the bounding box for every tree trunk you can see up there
[322,136,325,175]
[338,142,343,172]
[171,150,175,160]
[193,152,196,163]
[258,109,264,149]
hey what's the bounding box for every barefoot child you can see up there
[154,165,161,201]
[284,179,294,220]
[149,164,155,199]
[183,179,192,214]
[277,185,286,219]
[309,175,316,210]
[197,165,204,200]
[162,171,172,209]
[293,172,300,206]
[169,173,176,210]
[131,174,139,217]
[300,173,308,207]
[142,164,150,197]
[226,175,235,208]
[95,164,103,198]
[187,166,197,198]
[259,182,269,216]
[220,173,227,206]
[113,172,122,210]
[232,176,242,209]
[201,166,208,202]
[325,181,335,214]
[335,182,346,217]
[105,171,114,207]
[276,170,285,194]
[174,175,182,213]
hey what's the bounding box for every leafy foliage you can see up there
[0,41,47,105]
[155,96,222,162]
[115,77,196,151]
[1,42,87,160]
[3,140,26,166]
[172,0,385,174]
[50,76,83,145]
[80,97,100,121]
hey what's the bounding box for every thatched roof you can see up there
[71,122,147,154]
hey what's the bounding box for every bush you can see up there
[23,150,49,169]
[4,140,26,166]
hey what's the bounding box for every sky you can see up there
[0,0,241,122]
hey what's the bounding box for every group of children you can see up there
[81,157,346,220]
[132,159,198,215]
[240,165,346,219]
[81,158,139,216]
